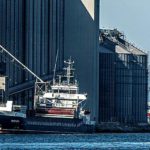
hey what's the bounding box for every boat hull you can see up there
[24,117,95,133]
[0,115,25,129]
[0,115,95,133]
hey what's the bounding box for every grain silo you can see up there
[64,0,100,121]
[99,29,148,124]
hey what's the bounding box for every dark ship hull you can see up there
[24,117,95,133]
[0,114,25,130]
[0,115,95,133]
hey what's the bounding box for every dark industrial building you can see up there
[99,29,148,124]
[0,0,100,121]
[0,0,147,125]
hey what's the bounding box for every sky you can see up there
[100,0,150,54]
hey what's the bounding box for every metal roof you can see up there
[100,29,147,56]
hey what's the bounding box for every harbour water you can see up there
[1,133,150,149]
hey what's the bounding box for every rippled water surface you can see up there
[1,133,150,149]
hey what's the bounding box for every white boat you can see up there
[34,58,89,120]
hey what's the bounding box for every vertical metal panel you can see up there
[0,0,24,86]
[64,0,99,121]
[17,0,23,84]
[41,0,45,75]
[44,0,49,75]
[131,55,147,123]
[115,53,133,123]
[33,0,38,75]
[99,51,115,122]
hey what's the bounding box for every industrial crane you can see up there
[0,45,44,83]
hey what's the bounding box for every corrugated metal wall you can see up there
[115,53,147,123]
[131,55,148,123]
[115,53,134,123]
[0,0,25,87]
[99,52,115,122]
[99,49,148,124]
[0,0,64,106]
[64,0,100,121]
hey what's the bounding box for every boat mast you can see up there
[0,45,43,82]
[64,58,74,85]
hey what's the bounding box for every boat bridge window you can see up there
[70,90,77,94]
[52,89,77,94]
[59,90,69,93]
[53,90,58,93]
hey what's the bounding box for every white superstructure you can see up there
[0,101,26,118]
[34,58,87,118]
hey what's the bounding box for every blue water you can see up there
[0,133,150,149]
